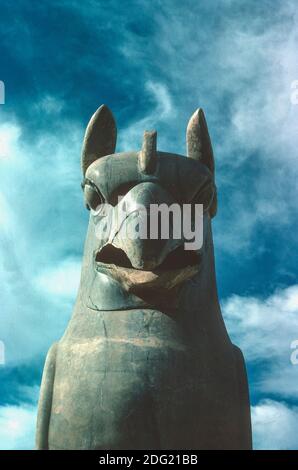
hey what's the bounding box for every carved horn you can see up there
[139,130,157,174]
[81,105,117,175]
[186,108,215,174]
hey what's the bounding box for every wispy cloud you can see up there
[0,112,84,366]
[223,285,298,399]
[118,80,175,151]
[0,122,21,160]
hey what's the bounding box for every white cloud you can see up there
[223,284,298,398]
[34,258,81,298]
[223,284,298,360]
[0,122,21,159]
[252,399,298,450]
[0,404,37,450]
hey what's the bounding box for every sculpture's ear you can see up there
[187,108,217,217]
[186,108,215,175]
[81,105,117,175]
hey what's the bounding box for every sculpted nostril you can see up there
[95,243,201,272]
[96,244,133,268]
[159,245,201,270]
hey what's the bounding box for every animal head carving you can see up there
[80,105,217,312]
[36,105,252,452]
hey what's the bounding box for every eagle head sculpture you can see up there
[36,105,252,450]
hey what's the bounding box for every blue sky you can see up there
[0,0,298,449]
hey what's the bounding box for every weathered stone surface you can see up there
[36,105,252,450]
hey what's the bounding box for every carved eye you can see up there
[82,179,104,211]
[192,182,215,213]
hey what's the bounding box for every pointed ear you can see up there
[186,108,215,175]
[81,105,117,175]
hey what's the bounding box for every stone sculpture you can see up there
[36,105,252,449]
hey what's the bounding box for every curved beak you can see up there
[110,182,184,270]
